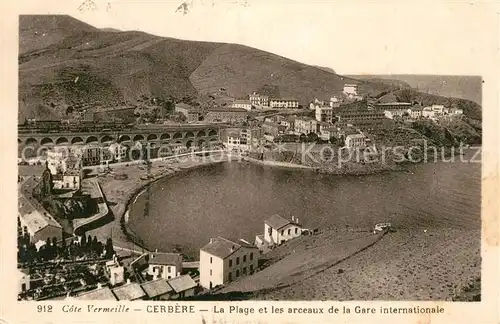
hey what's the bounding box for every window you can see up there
[210,269,212,276]
[295,228,298,234]
[281,230,284,235]
[210,257,212,264]
[242,267,247,275]
[236,257,240,265]
[250,264,254,272]
[243,255,246,263]
[229,259,232,267]
[167,266,171,273]
[228,272,232,282]
[288,229,291,235]
[250,252,254,261]
[236,269,239,277]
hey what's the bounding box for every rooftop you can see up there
[149,252,182,266]
[208,107,248,112]
[76,287,117,301]
[346,133,367,139]
[167,275,197,293]
[232,100,251,104]
[175,103,197,111]
[265,214,294,230]
[270,98,298,102]
[200,236,257,260]
[375,102,412,106]
[112,282,146,301]
[18,194,62,234]
[140,279,173,298]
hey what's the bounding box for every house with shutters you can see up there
[262,214,303,246]
[199,237,259,289]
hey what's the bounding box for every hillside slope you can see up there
[348,74,482,105]
[19,15,98,54]
[19,15,393,121]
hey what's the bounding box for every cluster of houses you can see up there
[22,213,307,299]
[62,252,197,301]
[174,95,301,124]
[377,103,463,121]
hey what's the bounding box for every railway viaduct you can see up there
[18,124,225,149]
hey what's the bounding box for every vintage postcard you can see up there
[1,0,499,323]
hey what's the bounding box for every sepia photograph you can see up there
[7,2,495,318]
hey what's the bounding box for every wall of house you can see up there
[199,250,224,289]
[275,224,302,244]
[264,223,273,244]
[109,266,125,286]
[18,272,30,293]
[223,247,259,283]
[148,264,180,280]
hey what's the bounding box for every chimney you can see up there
[296,217,299,224]
[97,282,102,289]
[176,272,180,277]
[209,238,214,244]
[126,278,131,285]
[291,216,295,222]
[230,245,235,252]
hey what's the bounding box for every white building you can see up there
[226,136,250,152]
[46,148,69,175]
[294,117,318,135]
[345,133,367,148]
[409,107,423,119]
[422,107,435,119]
[431,104,446,117]
[147,252,183,280]
[315,106,334,123]
[18,269,30,295]
[269,98,299,109]
[263,214,303,246]
[52,170,81,191]
[106,256,125,286]
[199,236,259,289]
[108,143,127,162]
[231,100,252,111]
[249,93,269,107]
[343,84,358,96]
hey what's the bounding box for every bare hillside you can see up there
[19,15,393,121]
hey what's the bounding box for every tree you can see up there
[306,132,318,143]
[396,89,418,103]
[81,234,87,248]
[87,235,92,247]
[299,133,307,142]
[105,238,115,259]
[329,136,338,145]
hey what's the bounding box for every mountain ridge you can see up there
[18,15,394,121]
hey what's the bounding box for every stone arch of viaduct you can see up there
[19,128,220,149]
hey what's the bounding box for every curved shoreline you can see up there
[118,158,233,253]
[118,156,409,254]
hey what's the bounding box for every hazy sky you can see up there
[16,0,498,75]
